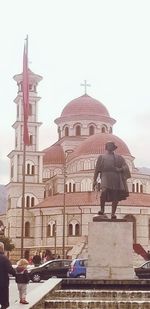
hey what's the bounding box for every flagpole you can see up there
[21,35,29,258]
[21,142,26,258]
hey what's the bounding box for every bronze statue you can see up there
[93,141,131,219]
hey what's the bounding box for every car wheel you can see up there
[31,273,41,282]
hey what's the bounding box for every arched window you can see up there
[47,221,56,237]
[132,183,135,192]
[27,164,30,175]
[136,183,139,193]
[76,125,81,136]
[124,214,136,244]
[69,183,71,192]
[65,127,69,136]
[29,135,33,145]
[26,196,30,208]
[73,183,76,192]
[102,127,105,133]
[68,224,73,236]
[140,184,143,193]
[29,103,32,116]
[25,222,30,237]
[31,165,35,175]
[31,197,34,207]
[75,223,80,236]
[44,190,46,199]
[89,125,94,135]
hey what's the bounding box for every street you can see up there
[9,277,43,306]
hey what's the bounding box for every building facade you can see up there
[1,69,150,263]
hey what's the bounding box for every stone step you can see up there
[44,299,150,308]
[50,289,150,300]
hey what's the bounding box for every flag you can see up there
[23,36,30,145]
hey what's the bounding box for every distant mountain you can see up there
[0,185,7,214]
[138,167,150,175]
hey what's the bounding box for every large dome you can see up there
[70,133,131,159]
[61,94,110,117]
[43,143,65,165]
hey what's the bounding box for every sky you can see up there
[0,0,150,184]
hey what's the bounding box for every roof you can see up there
[43,143,65,165]
[69,133,131,159]
[35,192,150,208]
[61,94,110,117]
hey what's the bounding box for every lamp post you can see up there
[62,149,73,259]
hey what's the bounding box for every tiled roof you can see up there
[69,133,131,159]
[35,192,150,208]
[43,143,65,164]
[61,94,110,117]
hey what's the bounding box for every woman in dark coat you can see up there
[0,242,16,309]
[93,141,131,219]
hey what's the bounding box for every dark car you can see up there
[134,261,150,278]
[68,258,87,278]
[28,259,72,282]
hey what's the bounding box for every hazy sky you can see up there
[0,0,150,184]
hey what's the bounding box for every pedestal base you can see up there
[87,220,134,279]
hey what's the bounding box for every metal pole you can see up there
[62,157,66,259]
[21,143,26,258]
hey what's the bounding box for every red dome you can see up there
[43,143,65,165]
[70,133,131,159]
[61,94,110,117]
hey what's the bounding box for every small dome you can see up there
[61,94,110,117]
[43,143,65,165]
[70,133,131,159]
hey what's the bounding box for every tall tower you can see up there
[6,69,45,259]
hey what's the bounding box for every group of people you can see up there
[29,249,59,266]
[0,242,30,308]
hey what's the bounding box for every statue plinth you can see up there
[87,220,134,280]
[93,215,127,222]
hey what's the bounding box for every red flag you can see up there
[23,36,30,145]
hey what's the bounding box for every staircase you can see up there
[44,287,150,308]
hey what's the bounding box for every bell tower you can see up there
[5,69,45,258]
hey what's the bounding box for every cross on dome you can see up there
[80,80,91,95]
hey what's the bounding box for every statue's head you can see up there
[105,141,117,151]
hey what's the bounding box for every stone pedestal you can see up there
[86,219,134,279]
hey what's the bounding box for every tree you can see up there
[0,236,15,252]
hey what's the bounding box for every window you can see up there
[29,135,33,145]
[25,222,30,237]
[31,197,35,207]
[29,104,32,116]
[68,224,73,236]
[31,165,35,175]
[26,162,35,175]
[65,127,69,136]
[26,196,30,208]
[89,125,94,135]
[47,221,56,237]
[75,223,80,236]
[76,125,81,136]
[68,221,80,236]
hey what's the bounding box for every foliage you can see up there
[0,236,15,251]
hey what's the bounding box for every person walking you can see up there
[0,242,16,309]
[15,258,30,304]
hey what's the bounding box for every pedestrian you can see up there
[32,251,41,266]
[15,258,30,304]
[0,241,16,309]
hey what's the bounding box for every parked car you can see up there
[134,261,150,278]
[28,259,72,282]
[68,258,87,278]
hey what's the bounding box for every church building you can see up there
[1,68,150,264]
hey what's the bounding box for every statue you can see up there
[93,141,131,219]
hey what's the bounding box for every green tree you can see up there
[0,236,15,251]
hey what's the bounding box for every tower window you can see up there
[25,222,30,237]
[29,135,33,145]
